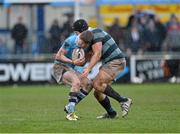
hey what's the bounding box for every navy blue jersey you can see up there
[86,28,125,64]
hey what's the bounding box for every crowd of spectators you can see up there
[47,14,74,53]
[106,12,180,82]
[0,14,74,55]
[0,11,180,55]
[107,12,180,57]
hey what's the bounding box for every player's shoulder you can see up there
[65,34,77,44]
[90,28,103,33]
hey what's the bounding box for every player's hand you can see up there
[81,67,90,78]
[73,58,85,66]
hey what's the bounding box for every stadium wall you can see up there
[0,54,179,85]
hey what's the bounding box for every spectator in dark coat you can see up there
[11,16,28,54]
[49,19,62,53]
[143,19,161,52]
[108,18,124,47]
[61,14,74,38]
[125,25,144,56]
[154,16,167,48]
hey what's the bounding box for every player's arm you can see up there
[55,46,85,66]
[86,42,102,71]
[55,47,73,64]
[81,42,102,78]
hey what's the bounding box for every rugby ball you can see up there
[72,48,85,61]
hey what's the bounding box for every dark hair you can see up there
[79,30,93,44]
[72,19,88,33]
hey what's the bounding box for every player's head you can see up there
[77,30,93,48]
[72,19,88,35]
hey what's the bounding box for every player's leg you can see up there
[93,70,128,103]
[75,70,118,119]
[52,64,79,120]
[62,70,81,120]
[93,59,132,117]
[75,73,93,104]
[94,91,117,119]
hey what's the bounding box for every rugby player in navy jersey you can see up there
[77,29,132,117]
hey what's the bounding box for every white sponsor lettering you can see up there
[0,63,53,82]
[0,64,10,81]
[9,64,30,81]
[137,60,164,81]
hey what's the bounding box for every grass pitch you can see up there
[0,84,180,133]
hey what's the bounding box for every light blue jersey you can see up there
[61,34,78,60]
[54,34,79,68]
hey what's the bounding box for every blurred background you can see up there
[0,0,180,85]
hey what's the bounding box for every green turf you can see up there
[0,84,180,133]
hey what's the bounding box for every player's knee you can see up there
[93,79,108,92]
[81,78,93,93]
[93,80,102,92]
[72,81,81,91]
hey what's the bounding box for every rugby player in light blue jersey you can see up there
[53,34,92,121]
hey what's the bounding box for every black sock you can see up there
[104,85,128,103]
[69,92,78,104]
[76,89,88,104]
[98,96,116,115]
